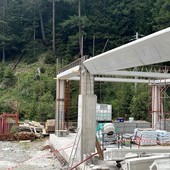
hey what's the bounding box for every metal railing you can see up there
[58,56,89,74]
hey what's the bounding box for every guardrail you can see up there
[59,56,89,74]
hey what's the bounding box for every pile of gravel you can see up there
[0,140,62,170]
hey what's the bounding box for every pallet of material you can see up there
[157,130,170,145]
[45,119,55,133]
[133,128,157,146]
[14,132,38,141]
[0,132,38,141]
[19,121,44,133]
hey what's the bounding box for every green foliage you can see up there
[1,67,16,88]
[0,0,170,123]
[69,81,79,121]
[10,125,18,134]
[44,50,56,64]
[37,92,55,121]
[152,0,170,30]
[0,63,5,81]
[130,84,149,121]
[110,83,133,119]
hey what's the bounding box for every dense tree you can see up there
[152,0,170,31]
[0,0,170,121]
[130,84,149,121]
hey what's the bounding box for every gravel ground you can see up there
[0,138,62,170]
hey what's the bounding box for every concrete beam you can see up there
[57,65,80,79]
[125,155,170,170]
[150,158,170,170]
[69,76,154,84]
[84,27,170,74]
[104,148,170,161]
[97,71,170,79]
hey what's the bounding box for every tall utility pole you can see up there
[78,0,83,57]
[134,32,139,94]
[52,0,56,55]
[33,0,36,59]
[2,0,6,64]
[93,36,95,57]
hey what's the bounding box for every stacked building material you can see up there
[157,130,170,145]
[96,104,112,122]
[133,128,157,146]
[113,121,150,134]
[45,119,55,133]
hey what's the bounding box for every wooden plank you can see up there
[95,136,104,160]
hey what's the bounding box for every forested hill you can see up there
[0,0,170,121]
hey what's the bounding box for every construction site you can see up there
[1,27,170,170]
[51,27,170,170]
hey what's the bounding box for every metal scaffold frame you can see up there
[148,69,170,129]
[0,113,19,134]
[64,80,71,130]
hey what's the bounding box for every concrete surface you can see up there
[104,147,170,161]
[150,158,170,170]
[124,155,170,170]
[49,133,76,162]
[50,133,170,169]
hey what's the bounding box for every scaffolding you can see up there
[56,56,87,133]
[64,80,71,130]
[148,66,170,129]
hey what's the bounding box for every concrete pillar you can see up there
[152,85,163,129]
[78,65,97,160]
[55,79,65,134]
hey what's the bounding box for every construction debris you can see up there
[15,132,39,141]
[0,134,15,141]
[0,120,48,141]
[42,145,67,167]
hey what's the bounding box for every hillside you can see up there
[0,0,170,121]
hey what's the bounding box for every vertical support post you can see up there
[56,79,65,135]
[134,32,139,94]
[64,80,70,129]
[77,63,97,161]
[152,85,162,129]
[64,80,70,130]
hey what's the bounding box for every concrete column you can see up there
[152,85,162,129]
[78,65,97,160]
[55,79,65,134]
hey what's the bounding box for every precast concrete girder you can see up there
[57,65,80,79]
[69,76,155,84]
[97,71,170,79]
[84,27,170,74]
